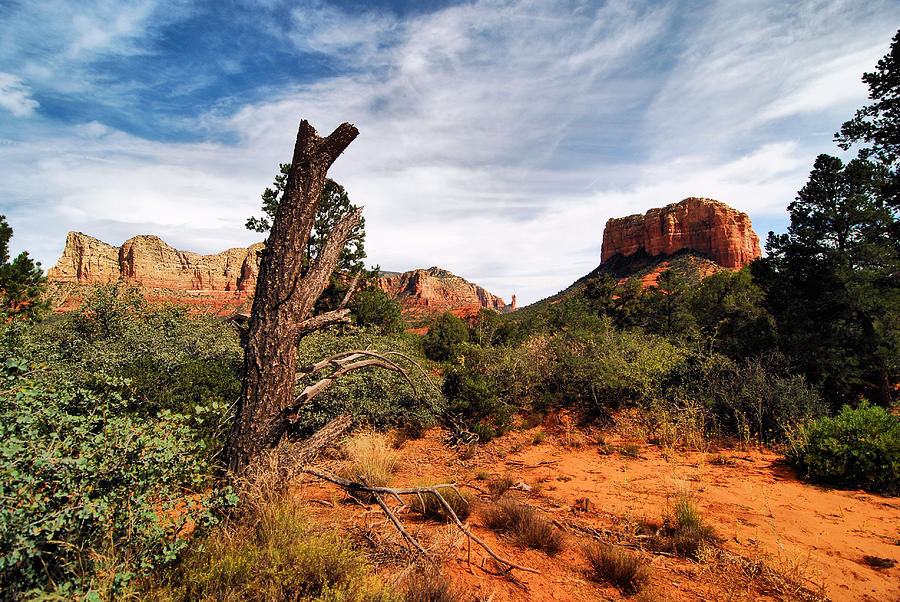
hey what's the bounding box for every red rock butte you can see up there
[600,197,761,270]
[377,267,510,321]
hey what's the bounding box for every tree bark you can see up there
[224,119,359,475]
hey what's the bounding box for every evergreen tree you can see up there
[423,312,469,361]
[247,163,366,274]
[754,155,899,406]
[0,216,47,319]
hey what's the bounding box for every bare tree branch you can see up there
[339,271,362,309]
[296,309,352,339]
[302,467,540,574]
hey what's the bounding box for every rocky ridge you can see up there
[377,267,511,321]
[600,197,761,270]
[47,232,264,314]
[46,233,511,319]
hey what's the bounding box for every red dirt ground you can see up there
[292,414,900,601]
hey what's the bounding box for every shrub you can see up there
[423,312,468,361]
[0,368,232,599]
[292,330,445,436]
[785,401,900,494]
[16,285,243,458]
[482,499,564,555]
[585,543,651,594]
[675,352,824,444]
[350,288,405,333]
[442,368,512,441]
[539,327,687,411]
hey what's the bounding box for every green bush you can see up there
[538,326,687,410]
[786,401,900,494]
[350,287,405,333]
[442,368,512,442]
[423,312,468,361]
[15,285,243,457]
[674,352,825,443]
[0,365,233,598]
[292,329,445,436]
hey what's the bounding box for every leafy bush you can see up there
[350,287,405,333]
[292,330,445,436]
[538,326,687,410]
[0,365,232,598]
[441,367,512,442]
[18,285,243,457]
[675,353,825,444]
[423,312,468,361]
[785,401,900,494]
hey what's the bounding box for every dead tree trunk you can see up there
[224,119,359,475]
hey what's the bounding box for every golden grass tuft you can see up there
[407,486,472,522]
[148,492,395,601]
[403,563,468,602]
[481,498,564,555]
[341,431,402,489]
[585,543,652,595]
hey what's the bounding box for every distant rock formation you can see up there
[47,232,264,314]
[600,197,761,270]
[47,233,512,321]
[377,267,509,321]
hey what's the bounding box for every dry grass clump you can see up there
[341,431,402,489]
[486,474,515,499]
[482,498,564,555]
[619,443,640,458]
[585,543,652,595]
[150,491,395,601]
[407,486,472,522]
[647,490,716,559]
[403,563,468,602]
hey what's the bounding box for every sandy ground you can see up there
[292,414,900,601]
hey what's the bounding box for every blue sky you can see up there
[0,0,898,304]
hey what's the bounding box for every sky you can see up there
[0,0,898,305]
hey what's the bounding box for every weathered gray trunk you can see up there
[224,120,359,475]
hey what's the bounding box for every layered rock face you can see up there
[600,198,761,270]
[377,267,509,321]
[47,232,264,314]
[47,233,512,321]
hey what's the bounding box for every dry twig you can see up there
[302,467,540,574]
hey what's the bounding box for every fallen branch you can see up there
[302,467,540,574]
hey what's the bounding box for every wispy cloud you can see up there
[0,73,39,116]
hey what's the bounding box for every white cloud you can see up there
[0,73,39,117]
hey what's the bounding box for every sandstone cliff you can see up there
[377,267,509,321]
[47,233,511,321]
[600,197,761,270]
[47,232,264,314]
